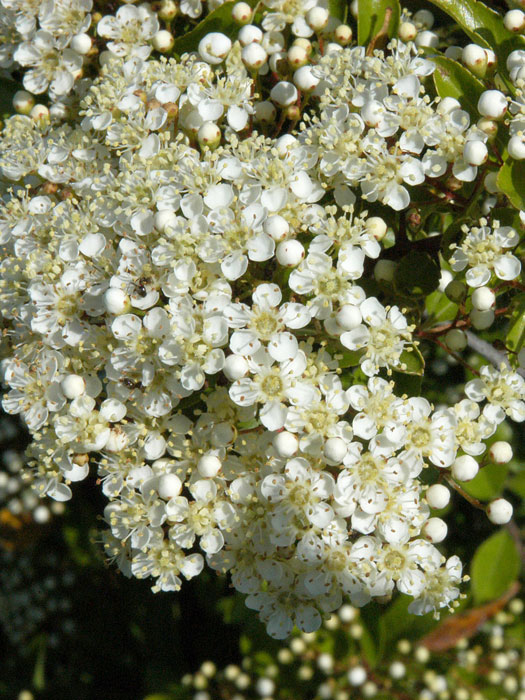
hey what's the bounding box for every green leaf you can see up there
[425,290,459,324]
[508,471,525,498]
[398,346,425,375]
[460,462,509,501]
[394,251,441,298]
[390,369,422,396]
[377,594,437,659]
[337,349,363,368]
[470,529,520,604]
[357,604,382,667]
[507,293,525,357]
[497,157,525,212]
[328,0,345,21]
[173,0,254,56]
[432,56,484,121]
[426,0,525,73]
[357,0,401,47]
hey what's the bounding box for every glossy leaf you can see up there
[357,0,401,47]
[507,294,525,359]
[398,346,425,375]
[460,462,508,501]
[497,158,525,213]
[432,56,484,121]
[425,290,459,324]
[470,529,520,604]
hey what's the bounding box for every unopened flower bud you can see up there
[477,117,498,138]
[232,1,252,24]
[273,431,299,457]
[104,288,131,314]
[324,437,347,464]
[270,81,298,106]
[264,214,289,241]
[287,45,308,67]
[198,32,232,64]
[152,29,174,52]
[197,121,221,148]
[197,454,222,478]
[374,259,396,283]
[470,308,495,329]
[334,24,352,45]
[61,374,86,399]
[238,24,263,45]
[397,21,417,42]
[254,100,276,123]
[286,104,300,120]
[12,90,35,114]
[477,90,508,119]
[366,216,387,240]
[426,484,451,509]
[504,9,525,32]
[471,286,495,310]
[30,104,50,122]
[241,42,267,70]
[414,8,434,28]
[415,30,438,48]
[452,455,479,482]
[489,441,513,464]
[158,473,183,499]
[487,498,513,524]
[445,45,463,60]
[462,44,488,77]
[508,135,525,159]
[347,666,367,686]
[389,661,406,679]
[276,239,304,265]
[306,6,329,31]
[336,304,362,330]
[422,517,448,542]
[437,96,461,115]
[223,354,249,380]
[158,0,178,20]
[445,328,467,351]
[445,280,467,303]
[464,140,488,166]
[293,65,319,92]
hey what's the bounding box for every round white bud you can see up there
[61,374,86,399]
[287,45,308,67]
[157,473,183,499]
[452,455,479,482]
[324,41,343,54]
[254,100,277,123]
[255,678,275,697]
[366,216,387,240]
[30,104,50,122]
[350,0,358,17]
[232,1,252,24]
[374,259,397,283]
[13,90,35,114]
[437,96,461,115]
[487,498,513,524]
[197,454,222,478]
[324,437,347,464]
[463,140,488,166]
[389,661,406,679]
[508,135,525,160]
[507,48,525,71]
[223,354,249,380]
[238,24,263,45]
[477,90,508,119]
[398,21,417,41]
[306,6,329,31]
[154,209,178,233]
[241,42,267,70]
[444,328,467,352]
[470,308,495,330]
[484,172,499,196]
[317,652,334,673]
[489,441,513,464]
[293,65,319,92]
[347,667,367,686]
[197,121,221,148]
[158,0,178,20]
[471,286,495,310]
[198,32,232,64]
[415,30,438,48]
[104,288,131,315]
[263,214,289,241]
[504,9,525,32]
[293,37,312,53]
[414,9,434,28]
[273,431,299,457]
[270,81,298,106]
[334,24,352,45]
[426,484,451,510]
[485,48,497,70]
[276,239,305,266]
[422,517,448,543]
[105,429,129,453]
[477,117,498,137]
[33,505,51,524]
[462,44,488,75]
[70,33,92,54]
[336,304,362,330]
[152,29,174,52]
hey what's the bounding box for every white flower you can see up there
[15,30,82,96]
[97,4,159,59]
[465,365,525,423]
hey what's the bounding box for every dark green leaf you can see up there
[432,56,484,121]
[460,463,509,501]
[0,77,20,117]
[394,251,441,298]
[497,157,525,211]
[425,290,459,324]
[390,369,422,396]
[508,471,525,498]
[328,0,345,21]
[471,529,520,604]
[357,0,401,47]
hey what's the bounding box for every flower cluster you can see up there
[0,0,524,639]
